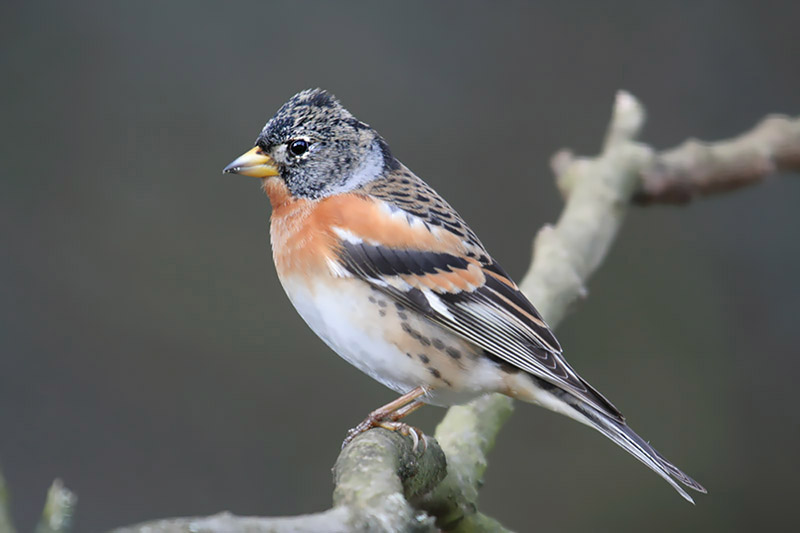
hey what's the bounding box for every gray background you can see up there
[2,1,799,532]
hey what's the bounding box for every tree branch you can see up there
[418,91,652,531]
[113,430,446,533]
[111,509,354,533]
[332,429,445,531]
[633,114,799,204]
[418,395,515,532]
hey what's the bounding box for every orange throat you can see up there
[262,176,294,210]
[263,177,334,279]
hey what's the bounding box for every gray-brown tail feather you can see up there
[569,399,707,503]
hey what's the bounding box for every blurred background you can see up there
[1,1,798,532]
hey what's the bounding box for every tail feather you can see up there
[568,399,707,503]
[510,372,706,501]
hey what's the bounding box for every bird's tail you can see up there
[567,398,707,503]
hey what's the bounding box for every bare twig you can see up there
[634,115,800,204]
[35,479,77,533]
[0,465,18,533]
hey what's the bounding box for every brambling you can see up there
[224,89,706,502]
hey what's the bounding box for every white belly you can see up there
[280,275,431,394]
[277,274,506,406]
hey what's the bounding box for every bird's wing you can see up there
[318,186,624,422]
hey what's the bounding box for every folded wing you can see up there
[325,192,624,421]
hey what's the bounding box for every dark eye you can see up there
[288,139,309,157]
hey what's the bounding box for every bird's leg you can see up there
[342,386,429,449]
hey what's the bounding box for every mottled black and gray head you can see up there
[224,89,398,199]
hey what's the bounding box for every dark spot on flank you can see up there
[429,368,442,379]
[368,296,377,304]
[395,303,407,312]
[418,354,430,364]
[446,347,462,359]
[443,378,453,387]
[432,338,445,350]
[419,336,431,346]
[415,193,429,202]
[405,352,412,358]
[379,310,386,317]
[398,312,408,320]
[377,300,387,308]
[401,322,412,334]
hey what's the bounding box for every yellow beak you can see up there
[223,146,279,178]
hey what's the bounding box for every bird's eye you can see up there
[288,139,310,157]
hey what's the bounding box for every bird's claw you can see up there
[377,420,428,453]
[342,418,427,453]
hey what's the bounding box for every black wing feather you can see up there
[336,238,624,422]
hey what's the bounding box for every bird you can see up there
[223,88,706,503]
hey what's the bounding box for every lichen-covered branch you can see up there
[111,509,354,533]
[113,429,446,533]
[419,395,515,532]
[332,429,446,532]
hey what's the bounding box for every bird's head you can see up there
[224,89,397,200]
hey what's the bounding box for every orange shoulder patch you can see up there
[315,194,468,254]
